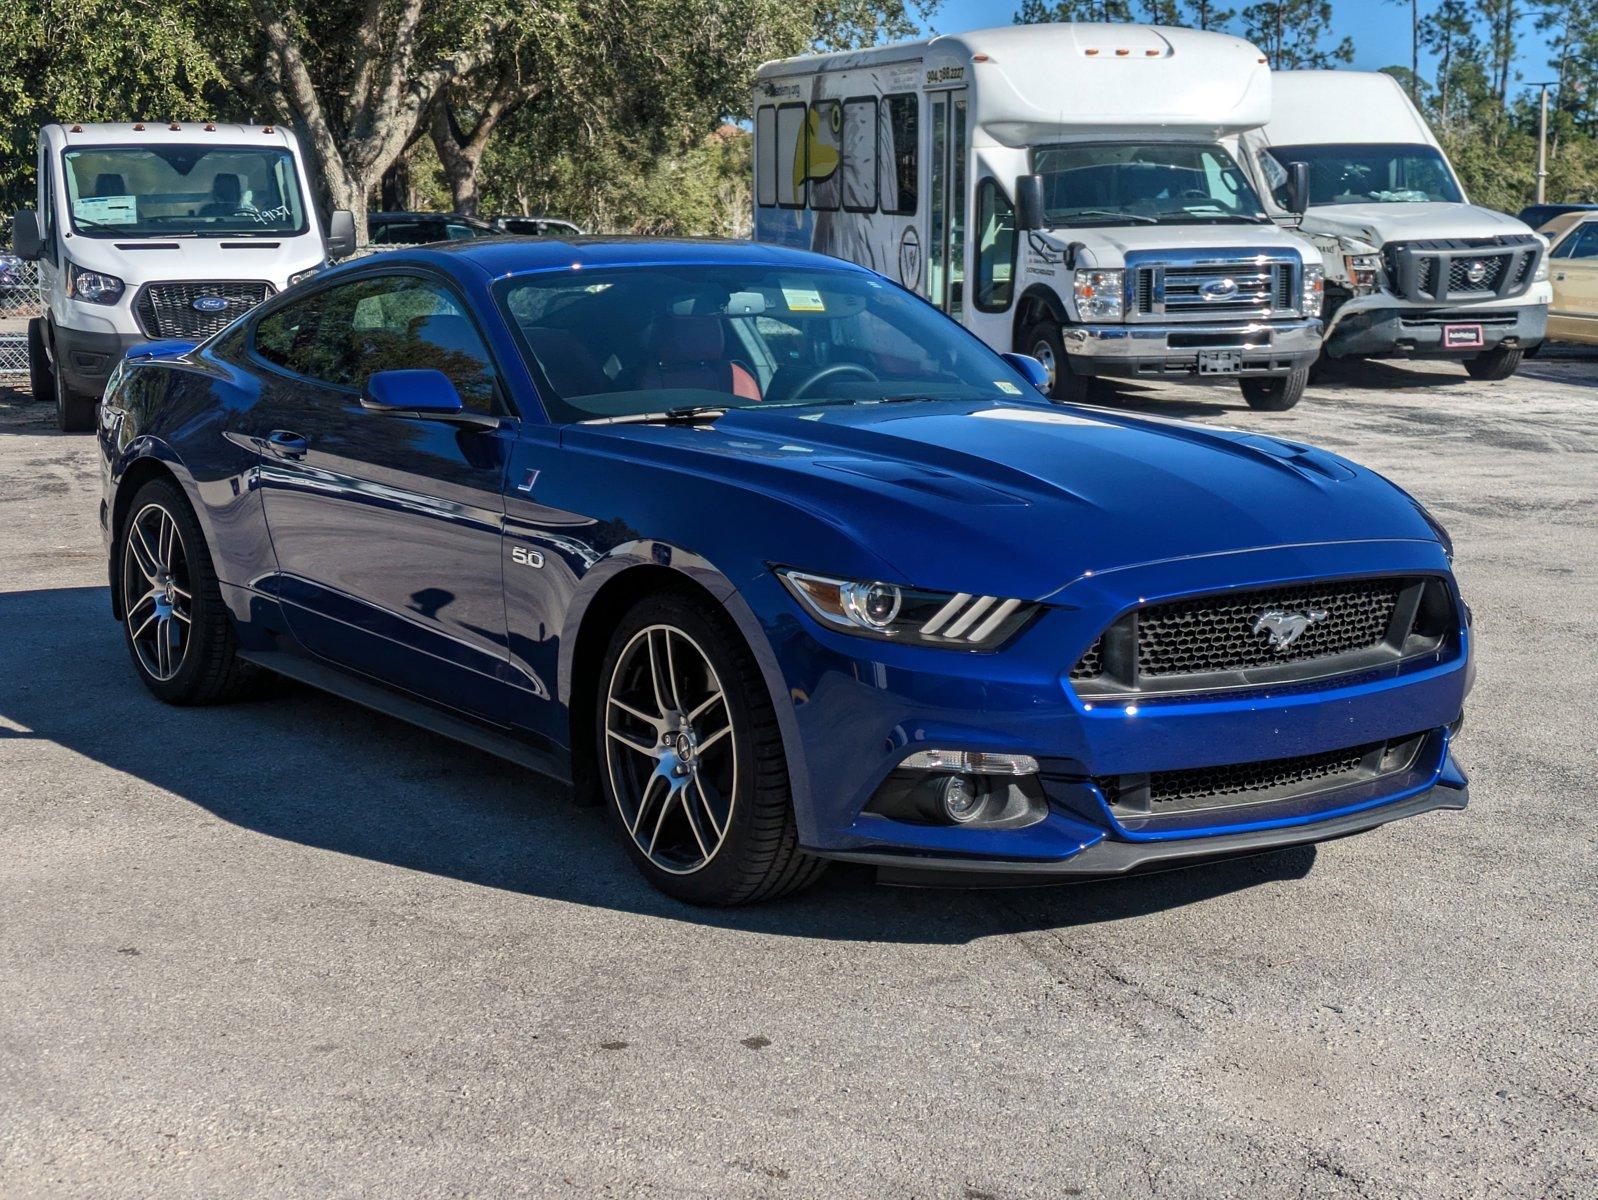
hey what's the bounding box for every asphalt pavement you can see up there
[1,354,1594,1198]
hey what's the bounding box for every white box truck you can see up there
[1239,71,1550,380]
[11,121,354,430]
[752,23,1326,410]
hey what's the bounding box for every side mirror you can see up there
[1015,174,1045,232]
[326,209,356,258]
[12,210,43,260]
[363,369,466,418]
[1002,352,1050,393]
[1285,161,1311,216]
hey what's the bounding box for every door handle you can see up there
[264,430,309,459]
[1554,272,1566,281]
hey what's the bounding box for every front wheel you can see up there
[1023,320,1096,404]
[596,593,826,905]
[54,359,97,433]
[1463,346,1523,381]
[1239,366,1309,412]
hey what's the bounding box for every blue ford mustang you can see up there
[98,238,1471,904]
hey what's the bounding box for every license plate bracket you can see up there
[1442,323,1485,349]
[1197,349,1243,375]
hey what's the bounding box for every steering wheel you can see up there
[786,362,879,401]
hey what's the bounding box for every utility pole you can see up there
[1531,81,1557,204]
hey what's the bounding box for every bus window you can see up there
[776,103,807,209]
[842,97,878,212]
[810,101,841,211]
[755,106,777,207]
[975,178,1016,313]
[882,94,918,215]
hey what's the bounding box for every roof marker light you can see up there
[133,123,145,131]
[263,125,275,134]
[1084,48,1099,56]
[70,124,82,133]
[972,53,990,62]
[169,122,181,131]
[1115,48,1130,56]
[1145,48,1160,57]
[204,122,216,131]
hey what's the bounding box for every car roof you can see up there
[358,236,876,281]
[1539,210,1598,238]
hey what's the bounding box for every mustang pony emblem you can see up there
[1252,608,1329,651]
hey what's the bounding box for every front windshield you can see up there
[1031,142,1269,226]
[496,265,1033,424]
[1260,143,1463,206]
[62,145,308,237]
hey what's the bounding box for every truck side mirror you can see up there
[1015,174,1045,232]
[11,210,43,261]
[1284,162,1311,216]
[326,209,356,258]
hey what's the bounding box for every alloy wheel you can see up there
[604,624,737,875]
[122,502,193,681]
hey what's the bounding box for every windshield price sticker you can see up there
[781,285,826,312]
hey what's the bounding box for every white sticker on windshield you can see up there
[994,381,1021,395]
[74,194,137,225]
[781,285,826,313]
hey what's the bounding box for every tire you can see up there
[1023,320,1096,404]
[1239,366,1309,412]
[54,358,97,433]
[28,318,54,403]
[594,592,826,906]
[1463,346,1523,381]
[118,477,261,705]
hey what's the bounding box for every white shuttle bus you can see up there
[12,122,354,431]
[752,23,1326,410]
[1239,71,1550,380]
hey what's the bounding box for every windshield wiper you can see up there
[1054,210,1159,226]
[1154,212,1270,224]
[583,405,730,426]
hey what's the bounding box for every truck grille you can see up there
[1380,236,1540,304]
[1070,576,1453,697]
[133,280,273,339]
[1129,254,1300,322]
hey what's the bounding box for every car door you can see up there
[244,270,517,722]
[1549,219,1598,344]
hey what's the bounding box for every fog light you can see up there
[940,775,986,823]
[900,749,1039,775]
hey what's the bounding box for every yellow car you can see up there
[1542,212,1598,346]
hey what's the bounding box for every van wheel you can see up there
[595,592,826,906]
[28,318,54,403]
[1239,366,1309,412]
[54,366,96,433]
[1464,346,1523,381]
[1023,321,1095,404]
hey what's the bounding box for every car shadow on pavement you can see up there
[0,585,1316,942]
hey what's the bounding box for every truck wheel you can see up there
[54,366,97,433]
[1463,346,1523,381]
[1239,366,1309,412]
[1023,321,1095,404]
[28,318,54,403]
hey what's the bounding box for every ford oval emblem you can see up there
[1200,278,1239,300]
[191,295,230,313]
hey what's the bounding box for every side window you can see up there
[253,292,326,376]
[755,106,777,208]
[1554,223,1598,260]
[882,94,918,216]
[776,103,807,209]
[810,101,841,212]
[842,97,878,212]
[974,179,1017,313]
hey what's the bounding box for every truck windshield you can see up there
[62,145,308,237]
[1259,143,1463,206]
[1031,142,1269,226]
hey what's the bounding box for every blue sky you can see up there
[927,1,1558,101]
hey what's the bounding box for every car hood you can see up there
[577,399,1439,601]
[1037,222,1318,268]
[1302,202,1536,247]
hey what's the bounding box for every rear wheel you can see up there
[1024,320,1096,404]
[1463,346,1523,381]
[28,318,53,403]
[596,593,825,905]
[1239,366,1309,412]
[54,359,96,433]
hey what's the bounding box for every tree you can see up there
[1180,0,1237,30]
[1014,0,1135,22]
[1420,0,1480,125]
[1239,0,1354,68]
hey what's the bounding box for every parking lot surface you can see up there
[1,355,1595,1198]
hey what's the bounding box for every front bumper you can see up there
[53,325,144,398]
[1326,303,1548,359]
[1063,318,1322,380]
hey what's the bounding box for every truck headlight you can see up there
[1534,257,1549,283]
[778,569,1037,649]
[1343,254,1381,296]
[1073,269,1124,321]
[66,263,124,304]
[1302,264,1326,312]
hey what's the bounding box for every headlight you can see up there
[1073,268,1124,321]
[1534,257,1549,283]
[1342,253,1381,296]
[1302,263,1325,312]
[66,263,124,304]
[778,569,1037,649]
[288,264,325,286]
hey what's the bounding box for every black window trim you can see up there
[776,101,808,211]
[973,176,1017,315]
[881,92,919,217]
[841,94,880,215]
[243,262,519,419]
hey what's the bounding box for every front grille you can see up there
[1095,731,1429,820]
[1129,254,1300,322]
[1070,576,1453,697]
[1447,255,1509,293]
[1382,236,1540,303]
[133,280,273,339]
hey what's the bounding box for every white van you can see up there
[1239,71,1550,380]
[752,23,1326,410]
[12,122,354,430]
